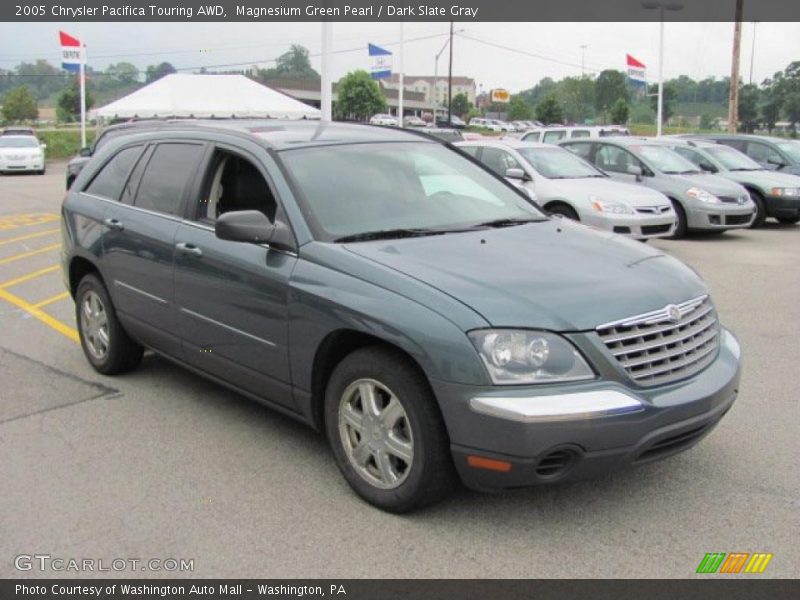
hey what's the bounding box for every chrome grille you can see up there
[635,205,672,215]
[596,295,720,386]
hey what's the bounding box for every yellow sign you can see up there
[490,88,510,103]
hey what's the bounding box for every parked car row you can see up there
[62,119,742,512]
[469,118,540,132]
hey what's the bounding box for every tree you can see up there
[506,95,531,120]
[105,62,139,86]
[1,85,38,122]
[760,79,782,133]
[257,45,320,82]
[650,83,678,124]
[451,92,472,118]
[145,62,176,83]
[699,113,716,130]
[558,76,595,123]
[56,80,95,122]
[737,84,760,132]
[535,94,563,125]
[609,98,630,125]
[595,70,629,120]
[335,70,385,121]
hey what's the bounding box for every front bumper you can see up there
[583,211,676,239]
[765,194,800,218]
[434,328,741,491]
[685,201,754,230]
[0,158,44,172]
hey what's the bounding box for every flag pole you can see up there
[321,21,333,121]
[79,31,86,148]
[398,22,404,127]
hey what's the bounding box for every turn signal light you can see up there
[467,455,512,472]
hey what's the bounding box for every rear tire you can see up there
[777,216,800,225]
[76,274,143,375]
[547,202,579,221]
[324,346,458,513]
[669,199,688,239]
[748,191,766,228]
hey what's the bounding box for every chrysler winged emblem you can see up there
[666,304,682,323]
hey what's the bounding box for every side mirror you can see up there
[79,147,92,157]
[699,162,717,173]
[627,164,643,181]
[215,210,275,244]
[505,167,528,181]
[40,143,47,150]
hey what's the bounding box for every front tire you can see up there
[669,199,688,239]
[748,191,766,227]
[324,346,458,512]
[76,274,143,375]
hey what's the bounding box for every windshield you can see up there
[705,145,762,170]
[776,141,800,163]
[517,146,604,178]
[281,142,545,241]
[0,137,39,148]
[636,145,700,174]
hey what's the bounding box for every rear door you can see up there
[102,141,205,355]
[172,141,298,409]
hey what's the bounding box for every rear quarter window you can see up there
[84,145,144,201]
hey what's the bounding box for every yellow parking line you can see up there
[0,287,79,343]
[0,243,61,266]
[32,291,70,309]
[0,213,59,231]
[0,228,60,246]
[0,265,61,289]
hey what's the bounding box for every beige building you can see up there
[382,75,477,109]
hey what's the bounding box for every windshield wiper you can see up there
[728,167,759,172]
[334,228,445,243]
[472,216,545,229]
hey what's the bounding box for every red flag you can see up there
[626,54,646,69]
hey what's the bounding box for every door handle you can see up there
[175,242,203,258]
[104,218,124,231]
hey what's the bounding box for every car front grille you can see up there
[725,214,752,225]
[719,195,747,204]
[635,205,672,215]
[596,295,720,386]
[641,224,672,235]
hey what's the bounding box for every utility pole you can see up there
[580,45,587,77]
[728,0,743,133]
[447,21,453,126]
[749,21,757,85]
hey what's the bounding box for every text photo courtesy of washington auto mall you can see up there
[0,0,799,598]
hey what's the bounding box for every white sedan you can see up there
[369,114,398,126]
[0,135,46,174]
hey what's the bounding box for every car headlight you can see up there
[591,197,635,214]
[771,187,800,197]
[685,187,721,203]
[469,330,594,385]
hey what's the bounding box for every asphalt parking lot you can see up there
[0,161,798,579]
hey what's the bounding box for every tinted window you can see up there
[522,131,541,142]
[571,130,591,138]
[84,146,143,201]
[563,142,593,160]
[134,143,204,216]
[543,130,566,144]
[745,142,782,164]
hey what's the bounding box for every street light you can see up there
[642,1,684,136]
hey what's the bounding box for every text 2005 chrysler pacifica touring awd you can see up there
[61,121,741,512]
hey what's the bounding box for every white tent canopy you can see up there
[93,74,321,120]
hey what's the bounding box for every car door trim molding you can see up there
[179,307,277,348]
[114,280,169,305]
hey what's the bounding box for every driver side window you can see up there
[480,147,521,177]
[745,142,781,164]
[198,149,277,223]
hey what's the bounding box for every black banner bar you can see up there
[2,579,800,600]
[4,0,800,22]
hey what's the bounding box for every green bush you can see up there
[36,128,97,160]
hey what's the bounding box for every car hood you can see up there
[0,147,40,155]
[665,172,747,196]
[538,176,669,207]
[343,219,706,331]
[722,169,800,190]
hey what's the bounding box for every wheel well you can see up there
[68,257,100,298]
[544,200,573,211]
[743,185,763,199]
[309,330,427,431]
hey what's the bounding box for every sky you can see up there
[1,21,798,92]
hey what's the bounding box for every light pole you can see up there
[749,21,758,85]
[432,37,450,123]
[642,2,684,136]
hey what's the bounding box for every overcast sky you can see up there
[1,21,798,92]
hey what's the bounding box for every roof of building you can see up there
[386,74,475,86]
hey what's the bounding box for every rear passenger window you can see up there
[84,146,143,200]
[134,143,204,216]
[571,130,590,138]
[543,130,566,144]
[564,143,593,161]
